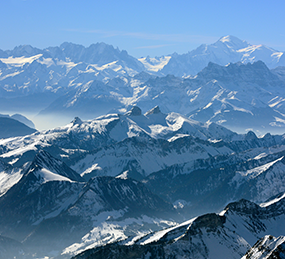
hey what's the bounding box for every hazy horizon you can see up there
[1,1,285,58]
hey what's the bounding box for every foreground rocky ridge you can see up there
[73,197,285,259]
[242,235,285,259]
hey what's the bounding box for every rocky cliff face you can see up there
[241,235,285,259]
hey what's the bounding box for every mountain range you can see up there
[0,107,285,257]
[1,35,285,258]
[157,35,285,77]
[1,35,285,134]
[36,60,285,134]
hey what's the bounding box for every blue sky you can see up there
[1,0,285,57]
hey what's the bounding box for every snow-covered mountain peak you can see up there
[158,35,285,77]
[219,35,237,43]
[27,150,84,182]
[117,106,230,140]
[71,116,83,126]
[224,199,260,215]
[73,193,285,259]
[218,35,249,50]
[44,41,144,74]
[2,104,285,258]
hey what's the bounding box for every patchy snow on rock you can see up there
[233,156,284,182]
[62,214,176,257]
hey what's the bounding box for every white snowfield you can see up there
[138,56,171,72]
[0,54,43,66]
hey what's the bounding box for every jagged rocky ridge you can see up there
[242,235,285,259]
[73,197,285,259]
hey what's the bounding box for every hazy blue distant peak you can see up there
[8,44,42,57]
[11,114,35,129]
[217,35,249,50]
